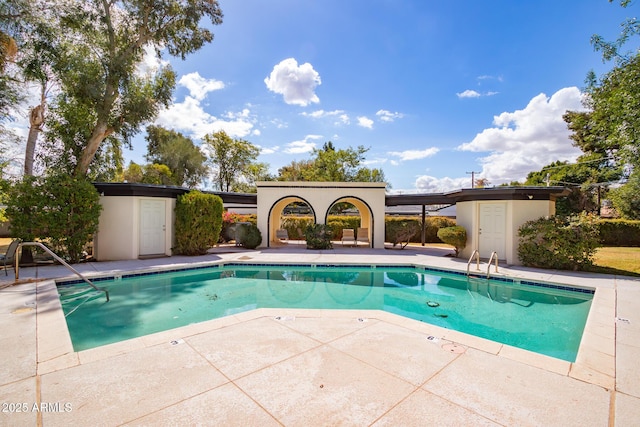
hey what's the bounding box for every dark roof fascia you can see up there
[92,183,257,204]
[385,186,570,206]
[93,183,568,207]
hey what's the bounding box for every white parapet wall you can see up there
[256,181,387,249]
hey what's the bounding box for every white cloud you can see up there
[136,45,170,76]
[155,96,254,139]
[178,72,225,101]
[284,135,322,154]
[458,86,586,184]
[259,145,278,155]
[357,116,374,129]
[457,89,481,99]
[301,109,350,125]
[264,58,321,106]
[376,109,404,122]
[414,175,471,193]
[389,147,439,162]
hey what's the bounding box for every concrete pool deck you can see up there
[1,245,638,426]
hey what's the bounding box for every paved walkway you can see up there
[1,245,638,426]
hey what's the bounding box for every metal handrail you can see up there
[466,250,480,276]
[487,251,499,279]
[15,242,109,302]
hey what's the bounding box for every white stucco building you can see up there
[92,182,568,266]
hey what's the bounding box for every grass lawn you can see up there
[592,247,640,277]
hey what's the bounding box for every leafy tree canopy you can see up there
[6,0,223,178]
[277,142,387,184]
[145,125,207,187]
[203,130,261,192]
[525,153,624,215]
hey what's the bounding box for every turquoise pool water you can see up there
[57,264,594,361]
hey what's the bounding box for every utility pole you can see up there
[466,171,480,188]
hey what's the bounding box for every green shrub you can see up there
[281,216,314,239]
[5,175,102,263]
[437,226,467,257]
[174,191,223,255]
[386,219,421,248]
[327,215,361,239]
[424,216,457,242]
[518,214,600,270]
[598,219,640,247]
[304,223,333,249]
[235,222,262,249]
[385,216,456,244]
[221,212,257,242]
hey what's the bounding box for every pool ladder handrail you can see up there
[15,242,109,302]
[466,250,480,276]
[487,251,499,279]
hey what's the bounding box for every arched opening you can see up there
[327,196,374,247]
[267,196,315,247]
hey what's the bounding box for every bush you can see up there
[220,212,257,242]
[518,214,600,270]
[386,219,421,248]
[235,222,262,249]
[598,219,640,247]
[281,216,314,240]
[5,175,102,263]
[385,216,455,244]
[437,226,467,257]
[174,191,223,255]
[304,224,333,249]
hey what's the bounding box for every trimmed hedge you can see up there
[174,191,223,255]
[598,219,640,247]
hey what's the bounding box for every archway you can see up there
[326,196,374,246]
[267,195,316,246]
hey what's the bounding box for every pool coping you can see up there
[36,256,616,389]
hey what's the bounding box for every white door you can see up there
[478,203,506,259]
[139,199,166,256]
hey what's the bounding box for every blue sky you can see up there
[12,1,637,192]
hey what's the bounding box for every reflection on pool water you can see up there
[58,264,594,361]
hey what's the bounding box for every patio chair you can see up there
[276,229,289,241]
[341,229,356,246]
[1,239,20,275]
[356,228,370,247]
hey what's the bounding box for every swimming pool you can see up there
[57,263,594,361]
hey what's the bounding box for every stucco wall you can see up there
[256,182,387,248]
[94,196,175,261]
[459,199,555,265]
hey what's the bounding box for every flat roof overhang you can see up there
[385,186,571,206]
[93,183,258,205]
[93,183,569,207]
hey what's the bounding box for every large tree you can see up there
[145,125,207,187]
[10,0,223,178]
[203,130,261,192]
[277,142,387,184]
[564,53,640,170]
[526,153,623,215]
[561,0,640,218]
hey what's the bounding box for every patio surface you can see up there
[1,244,639,426]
